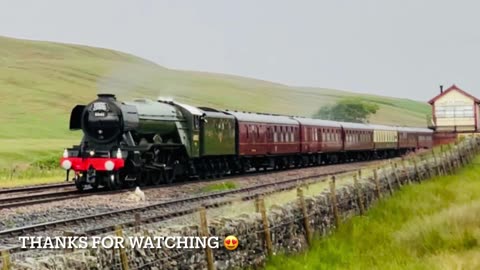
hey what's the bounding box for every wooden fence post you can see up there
[114,226,130,270]
[1,250,10,270]
[297,188,312,246]
[134,213,141,233]
[353,174,365,215]
[413,158,420,182]
[447,144,453,169]
[391,161,401,187]
[445,149,452,174]
[452,144,458,169]
[465,140,473,161]
[63,231,74,253]
[432,149,442,176]
[382,166,394,195]
[472,135,478,155]
[447,144,455,172]
[373,169,382,199]
[257,197,273,256]
[401,157,411,184]
[439,145,448,175]
[470,137,476,158]
[455,142,465,167]
[330,176,340,228]
[198,208,215,270]
[424,154,433,179]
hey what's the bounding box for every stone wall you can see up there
[6,138,479,270]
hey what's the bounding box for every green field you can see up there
[0,35,430,171]
[266,156,480,270]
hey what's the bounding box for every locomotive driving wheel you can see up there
[150,171,163,186]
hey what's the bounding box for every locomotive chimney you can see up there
[440,85,443,93]
[97,93,117,100]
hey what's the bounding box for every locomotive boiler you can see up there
[61,94,202,190]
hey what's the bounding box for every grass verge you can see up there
[0,174,65,188]
[265,156,480,270]
[0,152,65,188]
[199,181,237,193]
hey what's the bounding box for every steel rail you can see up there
[0,182,74,195]
[0,167,356,254]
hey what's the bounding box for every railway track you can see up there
[0,190,83,210]
[0,167,359,253]
[0,159,373,210]
[0,182,74,195]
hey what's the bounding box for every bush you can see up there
[31,155,59,170]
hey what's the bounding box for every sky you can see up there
[1,0,479,101]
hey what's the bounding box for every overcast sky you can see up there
[1,0,479,101]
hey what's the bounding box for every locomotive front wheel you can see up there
[107,173,120,190]
[75,175,85,192]
[90,182,99,190]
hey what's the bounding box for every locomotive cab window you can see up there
[194,115,200,130]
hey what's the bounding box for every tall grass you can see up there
[0,154,65,188]
[266,156,480,270]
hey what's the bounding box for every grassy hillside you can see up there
[0,35,430,169]
[266,156,480,270]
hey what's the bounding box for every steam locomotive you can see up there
[60,94,433,191]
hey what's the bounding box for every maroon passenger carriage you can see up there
[226,111,300,170]
[397,127,419,150]
[417,129,434,149]
[341,122,374,159]
[293,118,343,164]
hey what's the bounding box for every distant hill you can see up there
[0,35,430,167]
